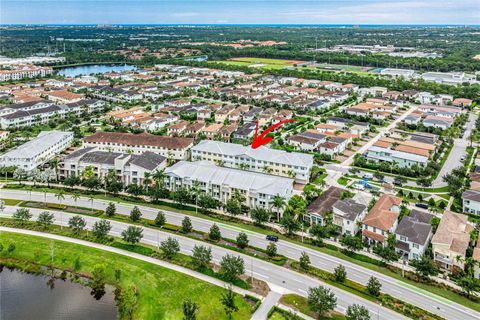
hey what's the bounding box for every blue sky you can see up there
[1,0,479,25]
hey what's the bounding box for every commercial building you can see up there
[191,140,313,183]
[165,160,293,209]
[60,147,166,186]
[0,130,73,170]
[83,132,194,160]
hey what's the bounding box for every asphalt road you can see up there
[2,189,479,320]
[0,206,404,320]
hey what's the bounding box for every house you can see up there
[305,187,344,225]
[46,90,83,104]
[164,160,293,210]
[362,194,401,246]
[395,210,433,260]
[234,123,256,140]
[423,115,454,130]
[0,130,73,171]
[82,132,194,160]
[202,123,224,140]
[332,199,367,235]
[431,211,474,271]
[243,106,262,122]
[453,98,473,108]
[60,147,167,186]
[473,240,480,279]
[462,189,480,215]
[191,140,313,183]
[167,120,189,136]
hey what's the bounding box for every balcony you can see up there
[434,253,453,266]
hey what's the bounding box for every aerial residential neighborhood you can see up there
[0,2,479,320]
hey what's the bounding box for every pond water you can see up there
[57,64,136,77]
[0,267,118,320]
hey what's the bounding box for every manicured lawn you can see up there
[0,198,23,206]
[0,232,252,320]
[337,177,348,186]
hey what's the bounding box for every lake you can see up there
[0,267,118,320]
[57,64,136,77]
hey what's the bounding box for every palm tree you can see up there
[49,159,59,182]
[190,180,201,215]
[238,163,249,171]
[272,194,286,221]
[55,190,65,207]
[262,165,273,174]
[88,195,95,212]
[152,169,165,187]
[71,192,81,207]
[287,170,295,179]
[143,172,152,192]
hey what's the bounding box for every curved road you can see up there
[2,189,479,320]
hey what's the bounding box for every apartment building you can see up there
[0,64,53,82]
[191,140,313,183]
[0,130,73,170]
[431,211,474,271]
[83,132,194,160]
[60,147,166,186]
[164,160,293,209]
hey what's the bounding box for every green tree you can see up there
[410,255,439,280]
[220,254,245,281]
[155,211,166,227]
[129,206,142,222]
[192,245,212,270]
[307,286,337,319]
[105,202,116,217]
[367,276,382,297]
[198,193,219,212]
[299,251,311,271]
[334,264,347,283]
[172,187,191,206]
[121,226,143,244]
[225,198,242,216]
[250,207,270,226]
[346,304,371,320]
[37,211,54,229]
[13,208,32,224]
[92,219,112,240]
[280,213,300,235]
[182,299,199,320]
[266,242,277,257]
[181,216,193,233]
[236,232,249,249]
[68,215,86,235]
[340,235,364,253]
[209,223,222,241]
[160,237,180,259]
[221,285,239,320]
[272,194,286,221]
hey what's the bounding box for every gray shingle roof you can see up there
[395,211,433,246]
[333,199,366,220]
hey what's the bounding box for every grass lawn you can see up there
[0,232,253,320]
[0,198,23,206]
[337,177,349,186]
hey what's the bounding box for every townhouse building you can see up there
[164,160,293,209]
[0,130,73,170]
[60,147,166,186]
[191,140,313,183]
[82,132,194,160]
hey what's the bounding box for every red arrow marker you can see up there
[251,119,295,149]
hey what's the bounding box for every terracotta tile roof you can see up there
[362,194,401,231]
[83,132,194,149]
[394,145,430,157]
[362,229,386,242]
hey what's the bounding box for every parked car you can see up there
[415,202,429,209]
[266,235,279,242]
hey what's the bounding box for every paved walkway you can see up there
[251,291,282,320]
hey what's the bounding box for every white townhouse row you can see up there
[0,130,74,170]
[0,65,53,82]
[165,160,294,210]
[0,99,105,129]
[191,140,314,184]
[82,132,194,161]
[365,145,428,168]
[59,147,167,186]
